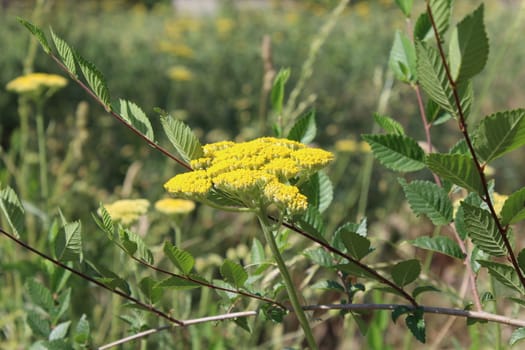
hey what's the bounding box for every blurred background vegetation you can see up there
[1,0,525,348]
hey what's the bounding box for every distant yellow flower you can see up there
[158,42,195,58]
[355,2,370,18]
[492,192,508,215]
[164,137,334,214]
[102,199,150,225]
[359,141,372,153]
[335,139,358,153]
[6,73,67,95]
[167,65,193,81]
[155,198,195,215]
[215,18,234,36]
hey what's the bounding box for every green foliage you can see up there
[391,259,421,287]
[411,236,465,259]
[299,171,333,213]
[163,241,194,275]
[74,50,111,109]
[373,113,405,135]
[510,327,525,346]
[425,153,483,194]
[501,187,525,225]
[389,30,416,83]
[16,17,51,53]
[340,230,372,261]
[50,28,77,77]
[119,99,155,141]
[271,68,290,116]
[462,202,507,257]
[477,260,524,294]
[220,260,248,289]
[361,134,426,172]
[399,179,453,225]
[158,110,204,163]
[0,185,25,238]
[394,0,414,17]
[287,109,317,144]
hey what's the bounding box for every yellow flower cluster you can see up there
[155,198,195,215]
[102,199,150,225]
[6,73,67,94]
[164,137,334,214]
[167,65,194,81]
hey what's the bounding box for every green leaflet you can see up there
[50,28,76,77]
[159,111,204,163]
[163,242,194,275]
[462,202,507,257]
[416,41,454,115]
[86,261,131,295]
[389,30,417,83]
[448,4,489,83]
[17,17,51,54]
[0,185,25,238]
[362,134,425,172]
[271,68,290,115]
[391,259,421,287]
[155,276,201,291]
[299,171,333,213]
[510,327,525,346]
[73,314,90,345]
[49,321,71,341]
[477,260,524,294]
[139,277,162,304]
[473,109,525,163]
[74,50,111,109]
[428,0,452,38]
[118,228,154,264]
[411,236,465,259]
[296,206,326,244]
[54,220,83,263]
[220,260,248,289]
[340,230,372,261]
[287,109,316,144]
[406,309,426,343]
[119,100,155,141]
[373,113,405,135]
[399,179,453,225]
[501,187,525,225]
[425,153,483,195]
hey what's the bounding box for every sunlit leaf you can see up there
[411,236,465,259]
[54,220,83,263]
[389,30,416,83]
[0,185,25,238]
[373,113,405,135]
[510,327,525,346]
[287,109,316,144]
[119,99,154,141]
[271,68,290,115]
[477,260,524,294]
[426,153,483,194]
[501,187,525,225]
[163,242,194,275]
[74,50,110,108]
[17,17,51,54]
[399,179,453,225]
[362,134,425,172]
[159,111,203,163]
[50,28,76,76]
[462,202,507,257]
[220,260,248,289]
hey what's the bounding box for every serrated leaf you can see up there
[86,261,131,295]
[155,276,201,290]
[74,51,110,108]
[54,220,83,263]
[17,17,51,54]
[0,185,25,238]
[220,260,248,289]
[391,259,421,287]
[510,327,525,346]
[501,187,525,225]
[119,228,154,264]
[337,262,378,280]
[340,230,371,260]
[163,242,194,275]
[477,260,524,293]
[287,109,316,144]
[412,285,440,298]
[26,279,54,312]
[406,309,426,343]
[426,153,483,194]
[159,112,203,163]
[411,236,464,259]
[390,30,416,83]
[416,41,455,114]
[27,313,51,338]
[462,202,507,257]
[399,179,453,225]
[73,314,90,344]
[295,206,326,243]
[414,12,432,41]
[428,0,452,38]
[50,288,71,324]
[394,0,414,17]
[139,277,163,304]
[299,171,333,213]
[473,109,525,163]
[119,99,154,141]
[304,247,334,267]
[362,134,425,172]
[50,29,76,76]
[332,218,368,252]
[373,113,405,135]
[271,68,290,115]
[448,5,488,83]
[49,321,71,341]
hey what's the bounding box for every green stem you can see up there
[35,101,48,199]
[257,213,319,350]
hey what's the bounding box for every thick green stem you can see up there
[257,214,319,350]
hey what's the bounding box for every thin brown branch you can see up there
[426,1,525,291]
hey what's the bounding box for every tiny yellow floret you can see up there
[291,148,334,170]
[264,180,308,213]
[164,170,211,197]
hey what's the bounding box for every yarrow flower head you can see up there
[101,199,150,225]
[6,73,67,95]
[164,137,334,214]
